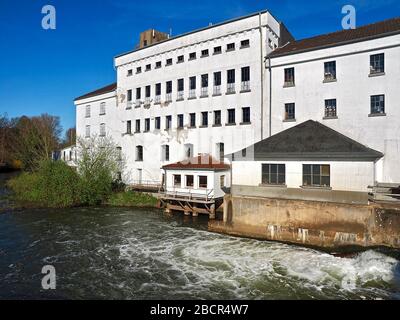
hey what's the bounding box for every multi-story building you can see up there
[75,10,294,184]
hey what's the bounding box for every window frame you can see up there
[284,103,296,121]
[302,164,331,188]
[262,164,286,186]
[284,67,295,87]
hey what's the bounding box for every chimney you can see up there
[138,29,169,49]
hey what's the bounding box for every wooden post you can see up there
[192,204,198,217]
[209,204,216,220]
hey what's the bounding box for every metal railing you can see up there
[161,188,215,202]
[201,87,208,97]
[213,85,221,95]
[177,91,184,100]
[165,93,172,102]
[241,81,250,91]
[227,83,235,94]
[189,89,196,99]
[154,95,161,104]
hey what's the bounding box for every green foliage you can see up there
[7,172,42,204]
[106,191,158,208]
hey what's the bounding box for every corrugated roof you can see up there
[269,17,400,58]
[163,154,230,171]
[74,83,117,102]
[231,121,383,161]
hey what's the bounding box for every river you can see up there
[0,173,400,300]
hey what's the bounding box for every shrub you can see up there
[106,191,158,208]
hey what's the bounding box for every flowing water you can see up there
[0,173,400,300]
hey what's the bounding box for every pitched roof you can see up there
[231,121,383,161]
[270,17,400,58]
[74,83,117,102]
[163,154,230,171]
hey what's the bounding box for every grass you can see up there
[106,191,159,208]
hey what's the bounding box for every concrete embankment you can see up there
[209,189,400,250]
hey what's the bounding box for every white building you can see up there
[74,12,400,195]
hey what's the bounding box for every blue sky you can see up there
[0,0,399,133]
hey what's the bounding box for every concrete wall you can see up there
[232,160,375,192]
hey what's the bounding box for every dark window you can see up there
[201,49,209,57]
[155,117,161,130]
[218,143,225,163]
[166,81,172,94]
[145,118,150,132]
[284,68,295,86]
[135,120,141,133]
[166,58,173,66]
[199,176,208,189]
[177,55,184,63]
[303,165,330,187]
[324,61,336,80]
[177,114,184,129]
[186,175,194,188]
[145,64,151,71]
[227,43,235,51]
[262,164,286,185]
[371,95,385,115]
[190,76,196,90]
[155,61,162,68]
[214,72,221,86]
[155,83,161,96]
[166,116,172,130]
[127,69,133,76]
[201,112,208,127]
[325,99,337,118]
[227,69,235,84]
[214,110,221,126]
[201,74,208,88]
[227,109,236,124]
[241,39,250,48]
[214,46,222,54]
[136,67,142,74]
[178,79,184,91]
[164,145,170,161]
[145,85,151,98]
[242,107,251,124]
[136,146,143,162]
[174,175,181,187]
[242,149,247,158]
[126,121,132,134]
[127,90,133,102]
[370,53,385,74]
[190,113,196,128]
[285,103,295,120]
[189,52,196,60]
[136,88,141,99]
[241,67,250,82]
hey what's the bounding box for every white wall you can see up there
[232,161,375,192]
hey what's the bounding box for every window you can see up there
[186,175,194,188]
[214,46,222,54]
[126,121,132,134]
[155,83,161,103]
[189,76,196,98]
[218,143,225,163]
[201,49,209,57]
[136,88,141,100]
[145,118,150,132]
[199,176,208,189]
[285,103,295,121]
[85,125,90,138]
[213,72,221,95]
[201,112,208,127]
[284,68,295,86]
[189,52,196,60]
[145,64,151,71]
[201,74,208,96]
[325,99,337,118]
[241,39,250,48]
[117,147,122,161]
[185,144,193,158]
[166,115,172,130]
[324,61,336,81]
[242,107,251,124]
[220,176,225,188]
[127,69,133,76]
[100,123,106,137]
[242,149,247,158]
[127,89,133,102]
[177,79,184,100]
[227,43,235,51]
[190,113,196,128]
[155,61,162,69]
[227,69,235,93]
[136,67,142,74]
[262,164,286,185]
[166,81,172,94]
[155,117,161,130]
[214,110,221,126]
[166,58,173,66]
[303,165,330,187]
[227,109,236,125]
[177,55,184,63]
[162,145,170,161]
[177,114,184,129]
[143,40,148,46]
[174,175,181,187]
[85,105,91,118]
[370,53,385,74]
[136,146,143,162]
[135,120,141,133]
[145,85,151,98]
[100,102,106,115]
[241,67,250,91]
[370,95,385,115]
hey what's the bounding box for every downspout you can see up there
[259,13,264,141]
[268,56,272,137]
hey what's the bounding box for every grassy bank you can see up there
[106,191,158,208]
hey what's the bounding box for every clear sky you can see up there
[0,0,399,133]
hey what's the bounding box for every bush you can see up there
[106,192,158,208]
[7,172,42,204]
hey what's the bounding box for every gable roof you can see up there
[231,121,383,162]
[269,17,400,58]
[163,154,230,171]
[74,83,117,102]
